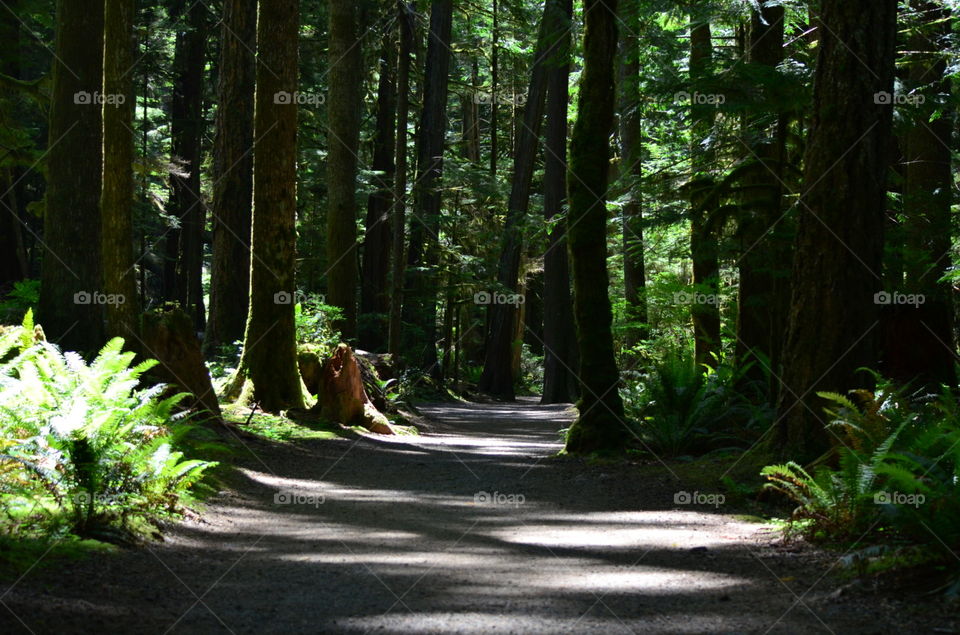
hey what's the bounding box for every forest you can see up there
[1,0,959,632]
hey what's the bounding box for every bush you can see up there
[623,349,772,457]
[0,278,40,323]
[0,311,216,540]
[762,377,960,576]
[295,294,342,352]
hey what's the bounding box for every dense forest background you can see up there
[2,0,960,599]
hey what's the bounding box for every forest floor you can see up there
[1,397,957,634]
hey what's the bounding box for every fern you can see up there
[0,325,216,538]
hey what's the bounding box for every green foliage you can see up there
[763,378,960,576]
[517,343,544,395]
[623,348,772,457]
[0,314,216,540]
[295,294,343,353]
[0,279,40,323]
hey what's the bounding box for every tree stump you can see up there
[308,343,393,434]
[141,308,222,420]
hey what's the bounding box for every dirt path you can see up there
[0,398,952,633]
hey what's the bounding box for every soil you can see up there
[1,397,957,634]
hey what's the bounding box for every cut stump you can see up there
[141,308,222,421]
[306,343,393,434]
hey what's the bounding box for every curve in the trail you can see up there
[0,398,905,634]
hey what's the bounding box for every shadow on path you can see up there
[0,397,926,633]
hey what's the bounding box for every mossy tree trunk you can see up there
[563,0,629,454]
[233,0,305,413]
[205,0,257,353]
[775,0,896,460]
[39,0,105,353]
[326,0,363,339]
[101,0,139,343]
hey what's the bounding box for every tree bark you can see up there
[101,0,139,342]
[232,0,305,413]
[359,20,397,352]
[618,0,648,348]
[478,3,551,399]
[403,0,453,375]
[489,0,499,176]
[326,0,364,339]
[689,19,721,369]
[736,3,789,385]
[540,0,578,405]
[563,0,628,454]
[167,0,207,330]
[39,0,105,352]
[775,0,896,460]
[143,307,222,420]
[387,1,414,358]
[893,0,954,387]
[205,0,257,353]
[0,1,27,291]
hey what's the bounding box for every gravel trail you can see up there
[1,398,952,634]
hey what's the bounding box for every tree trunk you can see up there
[478,3,551,399]
[736,3,789,385]
[326,0,363,339]
[462,60,481,162]
[167,1,207,330]
[0,1,27,291]
[101,0,139,342]
[689,20,721,369]
[541,0,578,405]
[563,0,627,454]
[308,344,392,434]
[39,0,105,353]
[232,0,305,413]
[489,0,499,176]
[893,0,954,387]
[142,308,222,421]
[403,0,453,375]
[205,0,257,353]
[618,0,648,347]
[359,21,397,352]
[387,1,414,358]
[775,0,896,460]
